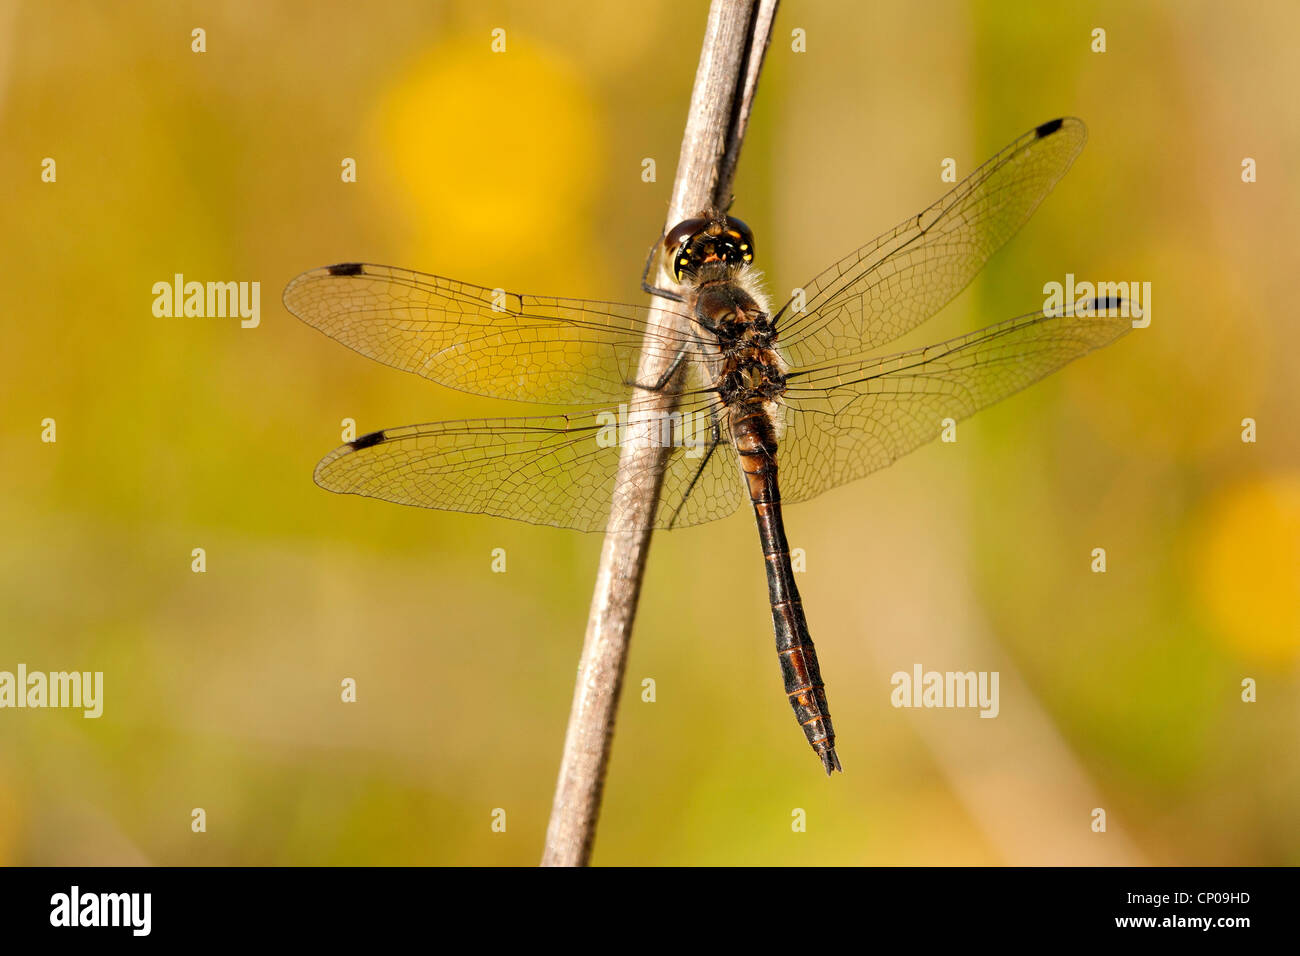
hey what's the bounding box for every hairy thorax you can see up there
[689,262,787,408]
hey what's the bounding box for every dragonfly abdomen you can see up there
[730,403,842,775]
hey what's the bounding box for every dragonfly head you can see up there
[664,214,755,282]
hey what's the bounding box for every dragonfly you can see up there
[284,117,1132,775]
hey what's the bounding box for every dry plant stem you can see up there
[541,0,779,867]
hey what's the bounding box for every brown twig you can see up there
[541,0,779,868]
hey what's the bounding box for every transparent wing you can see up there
[776,117,1088,367]
[283,263,704,405]
[314,394,745,532]
[776,300,1133,504]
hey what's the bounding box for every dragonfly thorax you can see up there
[718,348,787,403]
[692,267,775,344]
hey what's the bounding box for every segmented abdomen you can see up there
[730,401,842,775]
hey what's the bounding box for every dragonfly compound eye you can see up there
[723,216,755,266]
[665,215,756,282]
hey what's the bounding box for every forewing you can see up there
[777,118,1088,367]
[314,395,744,532]
[283,263,702,405]
[776,302,1133,504]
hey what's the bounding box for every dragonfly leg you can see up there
[664,410,724,529]
[628,346,689,393]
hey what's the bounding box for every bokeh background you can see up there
[1,0,1297,865]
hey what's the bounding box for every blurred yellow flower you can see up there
[372,36,601,256]
[1194,473,1300,662]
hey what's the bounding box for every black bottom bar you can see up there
[0,866,1280,941]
